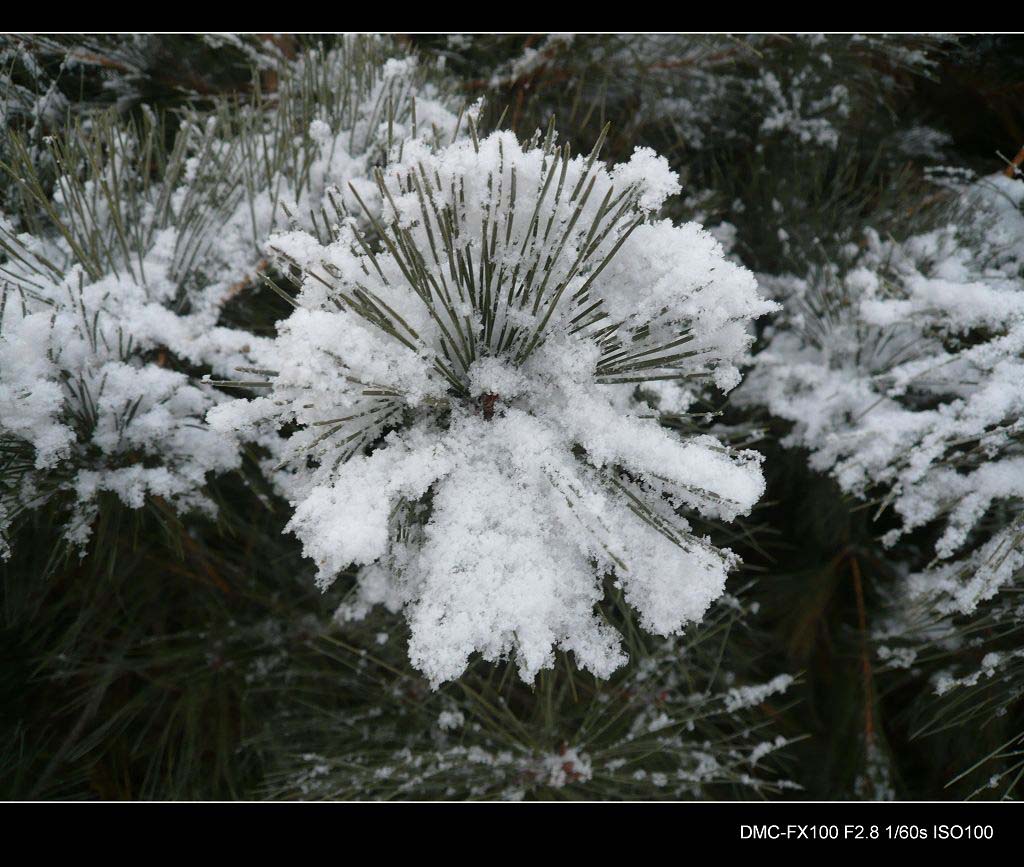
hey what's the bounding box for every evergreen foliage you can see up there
[1,32,1021,801]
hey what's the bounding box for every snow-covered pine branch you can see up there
[209,127,777,686]
[743,169,1024,714]
[0,113,248,554]
[257,590,798,800]
[449,34,946,154]
[0,37,460,557]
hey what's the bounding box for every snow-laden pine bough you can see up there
[459,34,946,157]
[0,37,460,557]
[209,126,778,686]
[265,626,799,800]
[742,168,1024,774]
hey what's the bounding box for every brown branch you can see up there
[849,553,875,741]
[227,258,270,300]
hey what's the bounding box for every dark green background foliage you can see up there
[1,33,1021,800]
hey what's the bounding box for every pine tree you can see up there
[2,32,1021,801]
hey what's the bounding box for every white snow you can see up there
[211,129,775,686]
